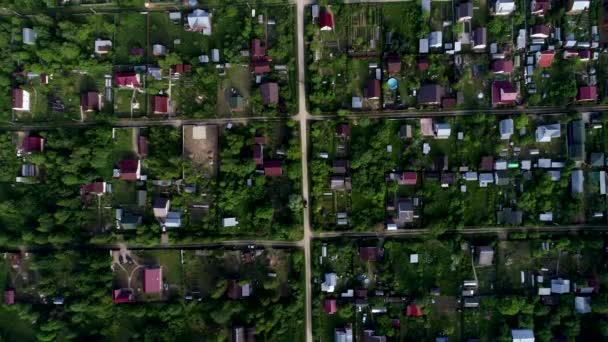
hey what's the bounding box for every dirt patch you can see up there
[183,125,219,178]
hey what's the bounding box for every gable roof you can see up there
[365,79,381,99]
[81,91,100,112]
[260,82,279,105]
[537,50,555,68]
[112,288,134,304]
[251,38,266,58]
[492,81,518,105]
[324,298,337,314]
[143,267,162,294]
[577,85,597,101]
[319,10,334,30]
[264,160,283,176]
[492,59,514,73]
[406,303,423,317]
[153,95,169,113]
[115,72,140,88]
[22,136,44,153]
[119,160,140,181]
[359,247,384,261]
[418,84,444,104]
[187,9,212,35]
[386,54,401,74]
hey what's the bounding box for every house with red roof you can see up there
[251,57,271,74]
[324,298,337,314]
[81,91,100,112]
[81,182,107,195]
[172,64,192,75]
[536,50,555,68]
[251,39,266,58]
[253,144,263,165]
[130,47,144,56]
[365,79,381,100]
[153,95,169,114]
[21,136,44,153]
[115,72,140,88]
[578,50,591,62]
[319,10,334,31]
[143,267,162,294]
[406,303,423,317]
[530,24,551,39]
[399,172,417,185]
[4,289,14,305]
[386,54,401,75]
[119,160,141,181]
[359,247,384,262]
[12,88,31,111]
[491,81,518,107]
[112,288,135,304]
[227,280,252,299]
[260,82,279,105]
[492,60,514,74]
[264,160,283,176]
[577,85,597,101]
[531,0,551,16]
[336,124,350,138]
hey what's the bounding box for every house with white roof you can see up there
[23,28,36,45]
[321,273,337,292]
[569,0,590,13]
[535,123,561,142]
[551,278,570,294]
[499,119,514,140]
[495,0,516,15]
[512,329,535,342]
[188,9,212,35]
[434,123,451,139]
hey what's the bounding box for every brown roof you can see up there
[81,91,100,112]
[260,83,279,105]
[480,156,494,171]
[359,247,384,261]
[386,54,401,74]
[365,79,381,99]
[251,39,266,58]
[418,84,444,105]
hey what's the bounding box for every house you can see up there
[512,329,535,342]
[535,123,561,142]
[457,2,474,21]
[253,144,263,165]
[575,296,591,313]
[495,0,516,15]
[362,330,387,342]
[386,54,401,74]
[324,298,337,314]
[551,278,570,294]
[251,38,266,58]
[229,95,244,112]
[577,50,591,62]
[319,10,334,31]
[143,267,163,294]
[81,92,100,112]
[227,280,251,299]
[536,50,555,68]
[4,289,14,305]
[397,198,414,225]
[567,120,585,162]
[418,57,429,71]
[434,123,451,139]
[119,160,141,181]
[115,72,140,88]
[94,39,112,54]
[81,182,107,196]
[333,160,348,174]
[441,173,456,187]
[153,197,170,218]
[359,247,384,262]
[569,0,590,13]
[417,84,444,105]
[264,160,283,176]
[138,136,148,157]
[531,0,551,16]
[153,95,169,114]
[130,47,144,57]
[21,136,44,153]
[590,152,604,167]
[22,28,36,45]
[479,173,494,187]
[492,60,514,74]
[530,25,551,39]
[335,326,353,342]
[496,208,523,225]
[577,85,597,101]
[260,82,279,105]
[187,9,212,35]
[118,211,142,230]
[321,273,337,292]
[477,246,494,266]
[400,172,417,185]
[500,118,514,140]
[336,124,350,138]
[112,288,134,304]
[492,81,518,107]
[429,31,442,48]
[12,88,31,111]
[420,118,435,136]
[252,58,271,74]
[406,303,423,317]
[365,79,381,100]
[172,64,192,75]
[473,27,487,50]
[571,169,584,194]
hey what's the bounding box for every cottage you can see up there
[363,330,386,342]
[227,280,251,299]
[577,85,597,101]
[492,81,518,107]
[260,82,279,105]
[253,144,263,165]
[251,38,266,58]
[152,44,167,57]
[499,118,514,140]
[492,59,514,74]
[477,246,494,266]
[81,182,107,196]
[321,273,337,292]
[400,172,418,185]
[551,278,570,294]
[81,92,100,112]
[406,303,423,317]
[112,288,134,304]
[115,72,140,88]
[187,9,212,35]
[420,118,435,136]
[567,120,585,162]
[495,0,516,15]
[575,296,591,313]
[530,25,551,39]
[252,57,271,74]
[153,197,170,218]
[319,10,334,31]
[590,152,604,167]
[429,31,442,48]
[333,160,348,174]
[143,267,163,294]
[324,298,337,314]
[4,289,14,305]
[94,39,112,54]
[496,208,523,225]
[119,160,141,181]
[386,54,401,74]
[473,27,487,50]
[359,247,384,262]
[441,173,456,187]
[569,0,590,13]
[336,124,350,138]
[536,50,555,68]
[365,79,381,100]
[21,136,44,153]
[571,169,584,194]
[457,2,474,21]
[397,199,414,225]
[153,95,169,114]
[335,326,353,342]
[223,217,239,227]
[172,64,192,75]
[264,160,283,177]
[479,173,494,187]
[480,156,494,171]
[12,88,31,111]
[531,0,551,15]
[535,123,561,142]
[418,84,444,105]
[434,123,451,139]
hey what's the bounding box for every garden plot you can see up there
[183,125,219,178]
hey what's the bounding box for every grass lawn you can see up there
[462,183,496,226]
[495,241,533,292]
[111,181,138,207]
[114,88,146,117]
[115,12,147,65]
[217,65,251,117]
